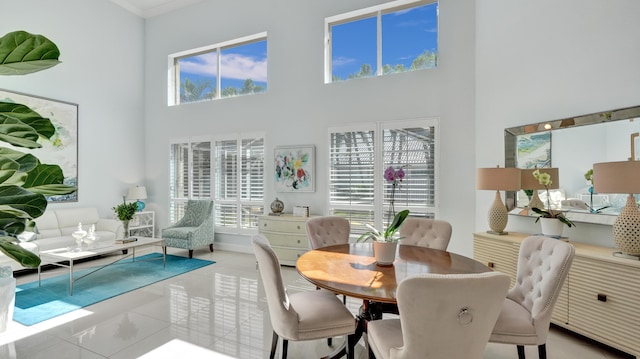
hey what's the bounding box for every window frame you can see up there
[168,32,268,106]
[324,0,438,83]
[327,118,440,238]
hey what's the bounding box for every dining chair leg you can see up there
[327,337,332,346]
[270,331,278,359]
[368,343,376,359]
[281,339,289,359]
[538,344,547,359]
[188,249,193,258]
[209,243,214,252]
[346,333,357,359]
[517,345,526,359]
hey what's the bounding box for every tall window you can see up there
[214,134,265,232]
[169,134,265,232]
[169,32,267,105]
[169,138,212,223]
[325,0,438,83]
[328,119,438,238]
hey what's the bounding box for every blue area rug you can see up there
[14,253,214,326]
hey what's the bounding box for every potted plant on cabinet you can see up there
[0,30,76,333]
[530,169,575,237]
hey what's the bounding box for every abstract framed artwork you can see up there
[0,89,78,202]
[274,145,315,192]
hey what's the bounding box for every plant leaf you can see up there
[0,185,47,219]
[0,237,40,268]
[27,184,77,196]
[0,116,41,148]
[0,101,56,140]
[22,163,64,188]
[0,31,61,76]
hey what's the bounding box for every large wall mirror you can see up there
[505,105,640,225]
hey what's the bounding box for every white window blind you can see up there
[214,134,265,232]
[329,120,437,238]
[169,138,212,223]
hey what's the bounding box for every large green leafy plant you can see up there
[0,31,76,268]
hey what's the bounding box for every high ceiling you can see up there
[110,0,203,18]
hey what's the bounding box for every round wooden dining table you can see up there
[296,243,491,358]
[296,242,491,303]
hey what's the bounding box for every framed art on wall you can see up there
[0,89,78,202]
[274,145,315,192]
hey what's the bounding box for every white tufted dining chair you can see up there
[306,216,350,249]
[367,272,510,359]
[252,234,357,359]
[398,218,452,250]
[489,235,575,359]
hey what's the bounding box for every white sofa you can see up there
[1,207,124,271]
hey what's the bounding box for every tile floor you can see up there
[0,247,634,359]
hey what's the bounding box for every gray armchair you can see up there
[161,199,214,258]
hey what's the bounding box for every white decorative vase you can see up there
[540,218,564,238]
[373,241,397,266]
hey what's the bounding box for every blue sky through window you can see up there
[178,39,267,101]
[331,2,438,80]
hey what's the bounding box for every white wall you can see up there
[1,0,146,218]
[476,0,640,247]
[144,0,477,255]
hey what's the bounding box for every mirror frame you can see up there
[504,104,640,211]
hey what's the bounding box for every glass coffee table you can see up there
[38,237,166,295]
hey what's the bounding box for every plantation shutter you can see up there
[329,130,376,238]
[215,139,239,227]
[328,120,438,237]
[241,137,265,228]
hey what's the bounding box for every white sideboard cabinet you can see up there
[473,232,640,358]
[258,215,313,266]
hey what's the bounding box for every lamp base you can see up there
[487,230,508,235]
[135,201,145,211]
[613,251,640,260]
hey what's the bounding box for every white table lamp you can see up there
[593,160,640,259]
[477,166,521,235]
[127,185,148,211]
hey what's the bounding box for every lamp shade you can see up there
[593,161,640,194]
[127,185,147,200]
[476,167,521,191]
[520,168,559,190]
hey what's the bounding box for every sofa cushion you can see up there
[55,207,101,236]
[35,211,62,239]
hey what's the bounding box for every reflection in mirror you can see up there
[504,105,640,225]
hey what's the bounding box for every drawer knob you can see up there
[487,262,495,268]
[263,223,267,227]
[297,225,301,230]
[297,240,301,244]
[597,294,607,302]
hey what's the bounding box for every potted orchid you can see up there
[357,165,410,266]
[530,169,575,236]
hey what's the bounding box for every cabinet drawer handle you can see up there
[297,225,301,230]
[297,239,301,244]
[597,294,607,302]
[487,262,495,268]
[263,223,267,227]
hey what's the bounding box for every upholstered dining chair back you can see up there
[398,218,452,250]
[367,272,510,359]
[489,235,575,359]
[252,234,356,359]
[306,216,350,249]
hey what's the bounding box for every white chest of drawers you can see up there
[258,215,313,266]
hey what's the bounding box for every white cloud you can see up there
[180,52,268,82]
[220,53,267,82]
[332,56,357,67]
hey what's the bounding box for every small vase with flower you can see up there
[530,169,576,237]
